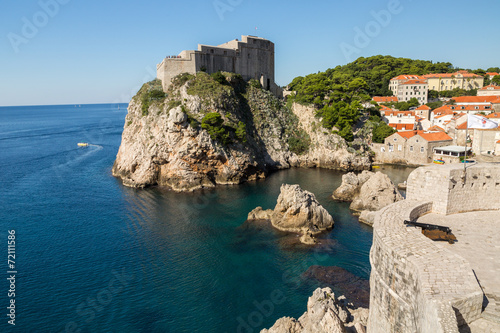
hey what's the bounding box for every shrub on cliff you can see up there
[201,112,231,145]
[211,71,228,85]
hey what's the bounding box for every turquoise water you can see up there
[0,104,413,332]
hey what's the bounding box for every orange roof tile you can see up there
[422,71,482,79]
[401,79,428,85]
[389,123,414,131]
[486,112,500,119]
[415,105,431,110]
[386,111,415,116]
[487,72,499,76]
[418,131,453,142]
[427,125,445,132]
[456,122,467,130]
[433,104,492,113]
[391,75,426,81]
[480,85,500,90]
[393,130,452,141]
[453,96,498,103]
[373,96,398,103]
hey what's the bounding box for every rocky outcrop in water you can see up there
[332,171,402,226]
[247,184,334,244]
[261,287,368,333]
[112,74,371,191]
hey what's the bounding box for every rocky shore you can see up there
[261,287,368,333]
[112,74,371,191]
[247,184,334,244]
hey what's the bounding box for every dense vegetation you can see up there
[134,79,166,116]
[287,55,499,142]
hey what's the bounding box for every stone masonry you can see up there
[156,35,281,97]
[368,163,500,332]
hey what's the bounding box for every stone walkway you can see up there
[418,211,500,332]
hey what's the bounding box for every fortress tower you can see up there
[156,35,281,97]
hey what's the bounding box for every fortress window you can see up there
[224,51,227,55]
[420,147,424,153]
[410,146,414,152]
[211,49,214,54]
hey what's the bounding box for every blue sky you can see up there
[1,0,499,106]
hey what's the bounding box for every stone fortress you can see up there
[368,163,500,333]
[156,35,281,97]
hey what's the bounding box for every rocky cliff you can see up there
[112,73,371,191]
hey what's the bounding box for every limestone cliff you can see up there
[113,73,371,191]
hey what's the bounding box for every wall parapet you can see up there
[368,200,483,333]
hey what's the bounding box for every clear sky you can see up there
[1,0,499,106]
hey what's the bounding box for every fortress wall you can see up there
[407,163,500,215]
[368,200,483,333]
[156,36,276,93]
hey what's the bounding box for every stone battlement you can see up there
[407,163,500,215]
[368,163,500,332]
[156,35,281,97]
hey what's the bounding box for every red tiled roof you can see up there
[400,80,428,85]
[422,71,482,79]
[456,122,467,130]
[391,75,425,81]
[427,125,445,132]
[386,111,415,117]
[487,112,500,119]
[393,130,452,141]
[415,105,431,110]
[480,85,500,90]
[379,105,393,111]
[373,96,398,103]
[389,123,414,131]
[487,72,499,76]
[453,96,498,103]
[419,131,453,142]
[433,104,493,113]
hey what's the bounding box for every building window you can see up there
[410,146,414,152]
[393,138,397,141]
[398,145,402,151]
[420,147,424,153]
[381,147,385,152]
[211,49,214,54]
[389,144,394,152]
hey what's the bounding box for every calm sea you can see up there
[0,104,414,332]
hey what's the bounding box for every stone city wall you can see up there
[407,163,500,215]
[368,199,483,333]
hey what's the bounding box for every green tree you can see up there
[235,121,247,142]
[201,112,231,145]
[492,75,500,86]
[211,71,227,85]
[372,122,396,143]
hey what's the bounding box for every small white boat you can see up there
[77,143,89,147]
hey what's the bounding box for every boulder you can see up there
[271,184,334,234]
[247,184,334,244]
[332,171,373,201]
[332,171,403,225]
[349,172,403,212]
[247,207,273,220]
[261,287,367,333]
